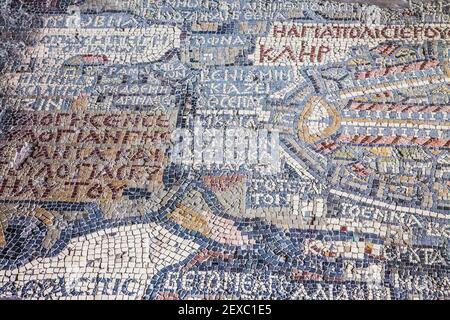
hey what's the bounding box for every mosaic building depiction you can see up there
[0,0,449,300]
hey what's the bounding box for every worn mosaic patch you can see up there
[0,0,449,300]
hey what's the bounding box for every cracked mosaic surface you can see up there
[0,0,449,300]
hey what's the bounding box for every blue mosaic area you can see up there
[0,0,449,300]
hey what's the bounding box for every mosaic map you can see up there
[0,0,449,300]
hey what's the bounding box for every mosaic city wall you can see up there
[0,0,449,300]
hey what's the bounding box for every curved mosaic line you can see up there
[0,0,449,300]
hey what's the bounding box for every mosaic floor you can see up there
[0,0,449,300]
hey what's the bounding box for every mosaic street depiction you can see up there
[0,0,449,300]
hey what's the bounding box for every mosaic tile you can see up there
[0,0,449,300]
